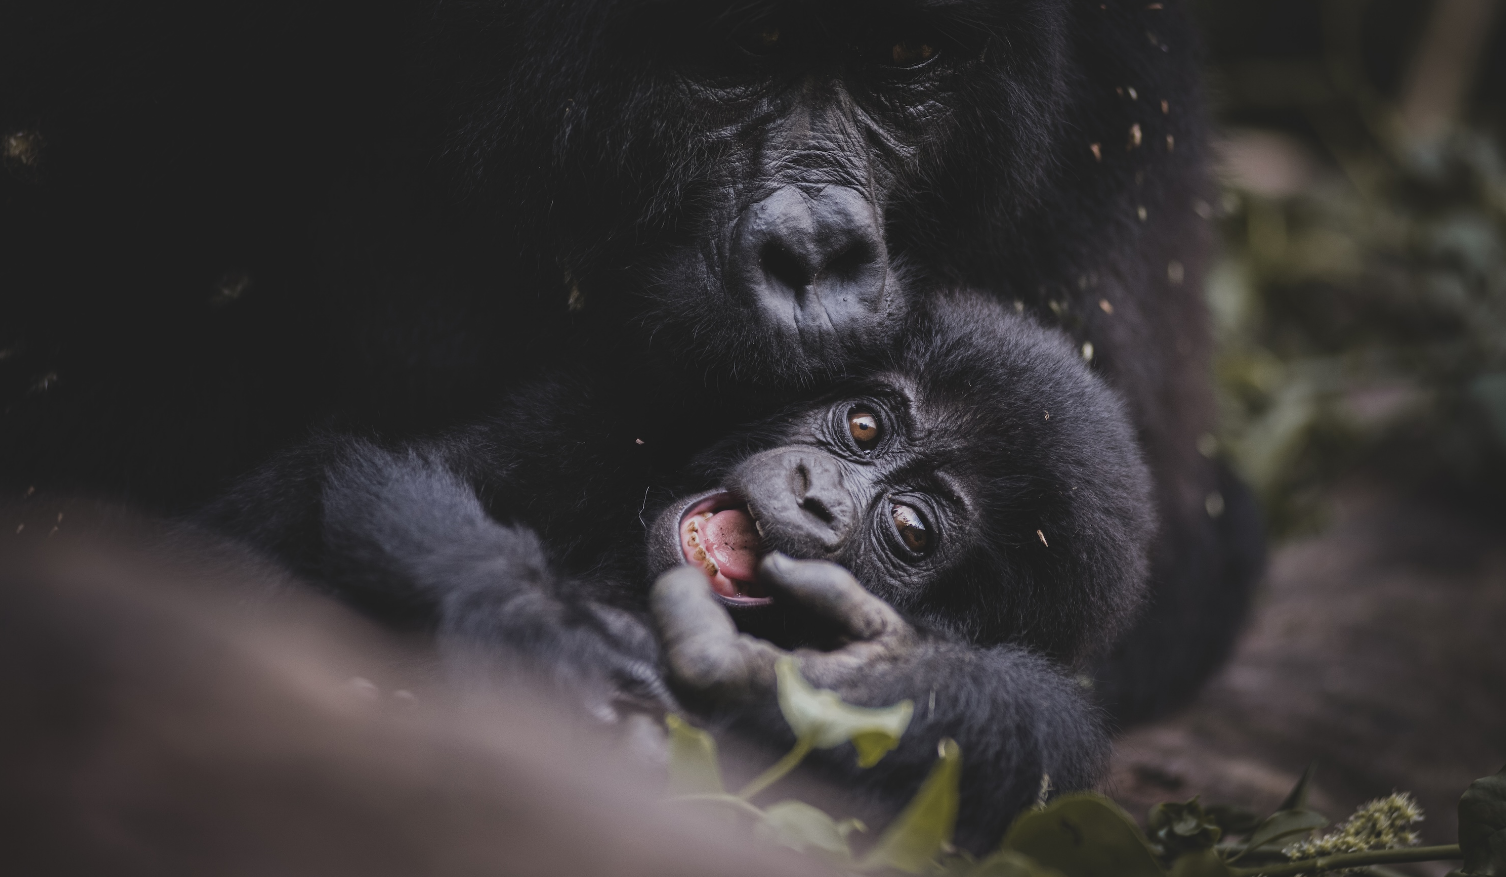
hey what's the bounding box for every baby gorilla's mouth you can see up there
[679,491,772,605]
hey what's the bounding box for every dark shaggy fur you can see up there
[1,1,1259,724]
[204,294,1150,850]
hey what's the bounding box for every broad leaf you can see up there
[999,793,1165,877]
[1169,849,1233,877]
[1147,797,1223,859]
[665,713,724,796]
[1279,762,1319,813]
[1204,804,1261,837]
[755,800,859,860]
[1233,809,1328,860]
[967,850,1068,877]
[1459,764,1506,876]
[861,738,963,873]
[776,657,914,766]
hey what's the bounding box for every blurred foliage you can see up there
[666,662,1505,876]
[1191,0,1506,536]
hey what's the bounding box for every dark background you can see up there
[1110,0,1506,864]
[1,0,1503,862]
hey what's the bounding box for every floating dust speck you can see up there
[29,372,58,395]
[1043,410,1050,421]
[1037,529,1049,547]
[1193,199,1212,219]
[1197,434,1218,458]
[3,130,44,168]
[1205,491,1225,518]
[1127,86,1138,100]
[1099,298,1114,314]
[1128,123,1142,148]
[634,438,644,445]
[1147,2,1164,8]
[1013,299,1024,313]
[209,269,252,307]
[1160,99,1169,114]
[1081,341,1094,362]
[566,279,586,313]
[1165,134,1175,152]
[15,523,23,535]
[24,486,35,499]
[1136,205,1148,221]
[1167,260,1184,284]
[1090,142,1102,161]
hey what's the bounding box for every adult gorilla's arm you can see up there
[652,557,1109,855]
[199,434,675,719]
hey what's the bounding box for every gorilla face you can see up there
[645,300,1154,665]
[438,1,1071,385]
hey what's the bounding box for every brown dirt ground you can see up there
[1107,481,1506,870]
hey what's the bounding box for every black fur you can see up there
[204,294,1149,850]
[2,0,1259,726]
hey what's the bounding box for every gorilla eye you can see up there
[737,25,783,56]
[847,409,881,450]
[892,503,931,554]
[889,39,936,67]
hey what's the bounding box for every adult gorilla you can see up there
[0,1,1260,722]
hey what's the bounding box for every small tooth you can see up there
[687,533,699,546]
[693,548,707,562]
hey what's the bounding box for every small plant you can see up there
[666,664,1506,876]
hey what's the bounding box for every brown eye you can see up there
[848,409,880,449]
[889,39,935,66]
[738,25,782,55]
[892,503,931,553]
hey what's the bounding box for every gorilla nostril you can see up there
[822,241,875,282]
[761,241,812,293]
[799,494,836,524]
[792,462,812,497]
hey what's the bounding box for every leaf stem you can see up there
[1228,844,1461,877]
[668,793,767,821]
[737,735,815,801]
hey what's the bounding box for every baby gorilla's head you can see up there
[646,294,1154,666]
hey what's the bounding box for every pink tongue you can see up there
[702,509,762,582]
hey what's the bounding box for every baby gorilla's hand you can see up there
[651,552,919,706]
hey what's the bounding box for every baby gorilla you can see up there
[203,294,1154,851]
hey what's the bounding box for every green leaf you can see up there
[1168,849,1233,877]
[1459,764,1506,876]
[967,850,1069,877]
[860,738,963,873]
[776,656,914,765]
[998,793,1165,877]
[755,800,858,860]
[1147,798,1223,859]
[665,713,724,796]
[1279,762,1319,813]
[1204,804,1261,837]
[1233,809,1328,860]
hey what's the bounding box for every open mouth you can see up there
[679,491,772,606]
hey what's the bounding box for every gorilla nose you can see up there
[734,448,855,557]
[731,186,888,336]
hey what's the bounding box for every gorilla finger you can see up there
[650,566,779,693]
[757,552,908,642]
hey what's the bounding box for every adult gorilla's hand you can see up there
[651,552,918,706]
